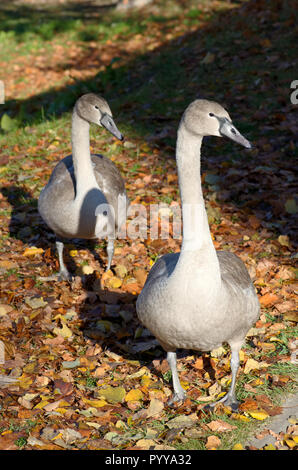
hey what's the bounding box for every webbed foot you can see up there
[168,390,186,406]
[205,393,239,412]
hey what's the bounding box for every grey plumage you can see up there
[38,94,129,279]
[136,99,260,408]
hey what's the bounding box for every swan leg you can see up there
[208,348,240,411]
[56,240,72,281]
[106,239,114,271]
[167,351,186,404]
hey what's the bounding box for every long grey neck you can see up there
[173,122,221,282]
[71,110,98,198]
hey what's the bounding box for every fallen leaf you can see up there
[244,358,270,374]
[275,266,295,280]
[206,419,237,433]
[106,277,122,289]
[206,435,221,450]
[247,411,269,420]
[233,443,244,450]
[126,367,150,380]
[25,297,48,309]
[277,235,291,247]
[274,300,296,313]
[97,385,126,404]
[264,443,277,450]
[82,265,94,275]
[284,311,298,322]
[147,398,164,418]
[134,268,147,286]
[0,304,13,316]
[0,260,17,270]
[210,346,226,357]
[125,389,144,402]
[59,428,83,445]
[135,438,156,450]
[82,398,108,408]
[114,264,128,279]
[27,436,46,447]
[23,247,44,256]
[53,323,72,338]
[167,414,197,429]
[0,433,19,450]
[248,215,261,229]
[259,293,280,307]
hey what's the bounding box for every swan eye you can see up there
[209,113,215,117]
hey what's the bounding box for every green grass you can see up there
[175,360,298,450]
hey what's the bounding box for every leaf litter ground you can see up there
[0,0,297,451]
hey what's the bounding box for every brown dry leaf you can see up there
[193,357,204,370]
[244,358,270,374]
[0,432,21,450]
[206,419,237,433]
[274,266,295,280]
[0,304,13,316]
[277,235,291,247]
[274,300,296,313]
[284,311,298,322]
[152,359,169,374]
[248,215,261,229]
[0,260,18,270]
[206,435,221,450]
[123,281,140,294]
[114,264,128,279]
[255,259,276,277]
[134,268,147,286]
[239,398,259,412]
[146,398,164,418]
[135,438,157,450]
[259,292,280,307]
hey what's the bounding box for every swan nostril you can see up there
[231,128,236,134]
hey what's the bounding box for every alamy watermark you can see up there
[0,340,4,364]
[290,80,298,104]
[94,200,209,243]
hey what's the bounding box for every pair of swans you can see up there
[38,94,260,409]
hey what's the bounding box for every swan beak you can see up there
[100,114,124,141]
[219,119,252,149]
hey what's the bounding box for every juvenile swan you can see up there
[136,100,260,409]
[38,93,129,280]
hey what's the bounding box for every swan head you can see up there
[182,99,251,149]
[75,93,123,140]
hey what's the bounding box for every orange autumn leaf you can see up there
[23,247,44,256]
[206,435,221,450]
[259,292,280,307]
